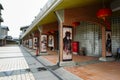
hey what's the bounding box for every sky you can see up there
[0,0,48,38]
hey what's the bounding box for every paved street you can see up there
[0,45,82,80]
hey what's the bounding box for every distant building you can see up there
[0,3,4,46]
[1,26,9,35]
[19,26,29,39]
[20,26,29,34]
[0,3,3,24]
[0,4,10,46]
[0,26,9,46]
[0,3,4,34]
[6,36,12,40]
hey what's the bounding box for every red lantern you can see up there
[50,30,55,33]
[97,8,112,30]
[46,30,54,34]
[72,22,80,27]
[34,32,39,37]
[97,8,112,20]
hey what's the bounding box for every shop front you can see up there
[20,0,120,66]
[73,21,102,57]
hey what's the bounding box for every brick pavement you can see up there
[0,46,35,80]
[23,45,120,80]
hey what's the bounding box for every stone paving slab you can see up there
[0,45,59,80]
[37,57,83,80]
[33,71,60,80]
[34,56,83,80]
[0,45,83,80]
[23,47,83,80]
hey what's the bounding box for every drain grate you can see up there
[37,67,47,71]
[25,68,31,72]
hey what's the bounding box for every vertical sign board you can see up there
[106,30,112,56]
[27,40,29,47]
[63,27,72,61]
[33,37,38,49]
[40,35,47,53]
[29,39,32,48]
[48,35,54,50]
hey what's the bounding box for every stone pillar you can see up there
[102,26,106,57]
[27,36,29,48]
[59,22,63,62]
[99,25,115,61]
[38,27,42,54]
[55,10,75,66]
[55,10,64,66]
[99,26,106,61]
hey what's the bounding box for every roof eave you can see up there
[21,0,63,39]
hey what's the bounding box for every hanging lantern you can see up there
[50,30,55,33]
[46,30,54,34]
[97,8,112,30]
[96,8,112,20]
[34,32,39,37]
[45,32,48,35]
[72,22,80,28]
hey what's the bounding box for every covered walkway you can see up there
[41,53,120,80]
[25,47,120,80]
